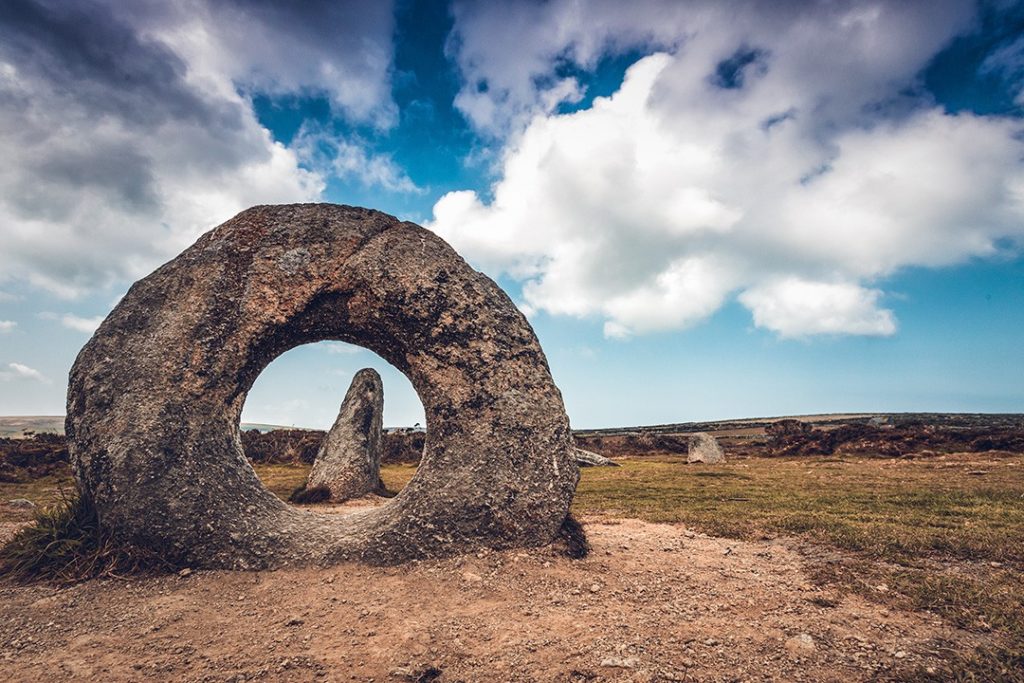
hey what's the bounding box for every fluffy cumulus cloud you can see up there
[0,320,16,333]
[739,280,896,338]
[432,0,1024,337]
[0,0,396,297]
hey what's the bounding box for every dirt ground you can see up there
[0,504,979,683]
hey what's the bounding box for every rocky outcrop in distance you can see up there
[687,432,725,464]
[574,448,619,467]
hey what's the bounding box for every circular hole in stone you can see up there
[240,340,425,503]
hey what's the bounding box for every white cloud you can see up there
[574,345,598,360]
[119,1,398,125]
[739,279,896,338]
[447,0,676,135]
[322,341,363,355]
[981,34,1024,105]
[293,124,422,194]
[0,362,48,383]
[431,1,1024,338]
[448,0,975,136]
[0,0,397,298]
[59,314,104,334]
[0,320,16,332]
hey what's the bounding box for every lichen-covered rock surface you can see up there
[66,203,578,569]
[306,368,385,501]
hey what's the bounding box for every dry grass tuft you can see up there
[0,488,174,584]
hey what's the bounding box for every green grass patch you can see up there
[380,463,417,492]
[253,463,311,500]
[571,457,1024,565]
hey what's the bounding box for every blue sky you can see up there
[0,0,1022,429]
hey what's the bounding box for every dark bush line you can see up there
[577,421,1024,459]
[764,419,1024,457]
[0,429,427,482]
[0,433,69,482]
[381,431,425,464]
[4,420,1023,485]
[575,432,691,456]
[240,428,324,464]
[242,428,425,465]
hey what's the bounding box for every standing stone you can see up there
[687,432,725,464]
[306,368,385,501]
[66,204,579,569]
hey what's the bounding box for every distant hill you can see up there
[0,416,301,438]
[0,416,65,438]
[4,412,1021,440]
[572,412,1024,436]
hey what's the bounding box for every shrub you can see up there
[241,428,324,464]
[288,484,332,504]
[0,433,69,482]
[382,431,425,464]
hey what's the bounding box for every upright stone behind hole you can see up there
[306,368,385,502]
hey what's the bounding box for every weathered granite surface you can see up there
[306,368,385,501]
[66,204,579,569]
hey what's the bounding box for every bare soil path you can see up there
[0,513,976,682]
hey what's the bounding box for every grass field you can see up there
[576,455,1024,675]
[3,451,1022,680]
[243,453,1024,680]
